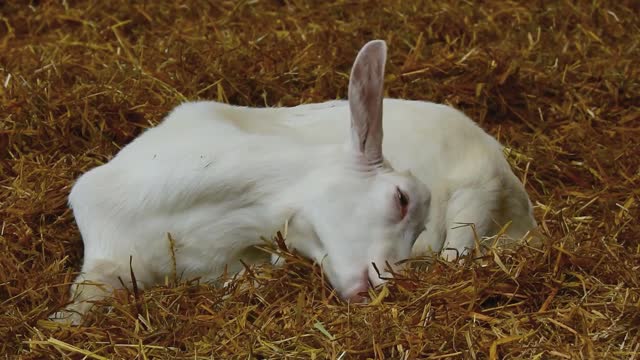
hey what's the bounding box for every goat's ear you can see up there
[348,40,387,167]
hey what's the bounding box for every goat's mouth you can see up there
[342,269,372,303]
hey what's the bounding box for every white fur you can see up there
[52,40,430,324]
[221,98,538,260]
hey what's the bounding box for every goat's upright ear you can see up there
[348,40,387,167]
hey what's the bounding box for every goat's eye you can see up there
[396,187,409,219]
[397,187,409,207]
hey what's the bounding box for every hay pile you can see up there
[2,0,639,358]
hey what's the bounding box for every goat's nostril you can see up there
[346,269,371,303]
[348,293,368,303]
[347,285,369,303]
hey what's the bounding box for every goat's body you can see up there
[54,40,443,325]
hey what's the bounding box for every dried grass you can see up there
[1,0,639,358]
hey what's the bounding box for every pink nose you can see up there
[346,270,370,303]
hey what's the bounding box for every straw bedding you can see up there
[1,1,639,358]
